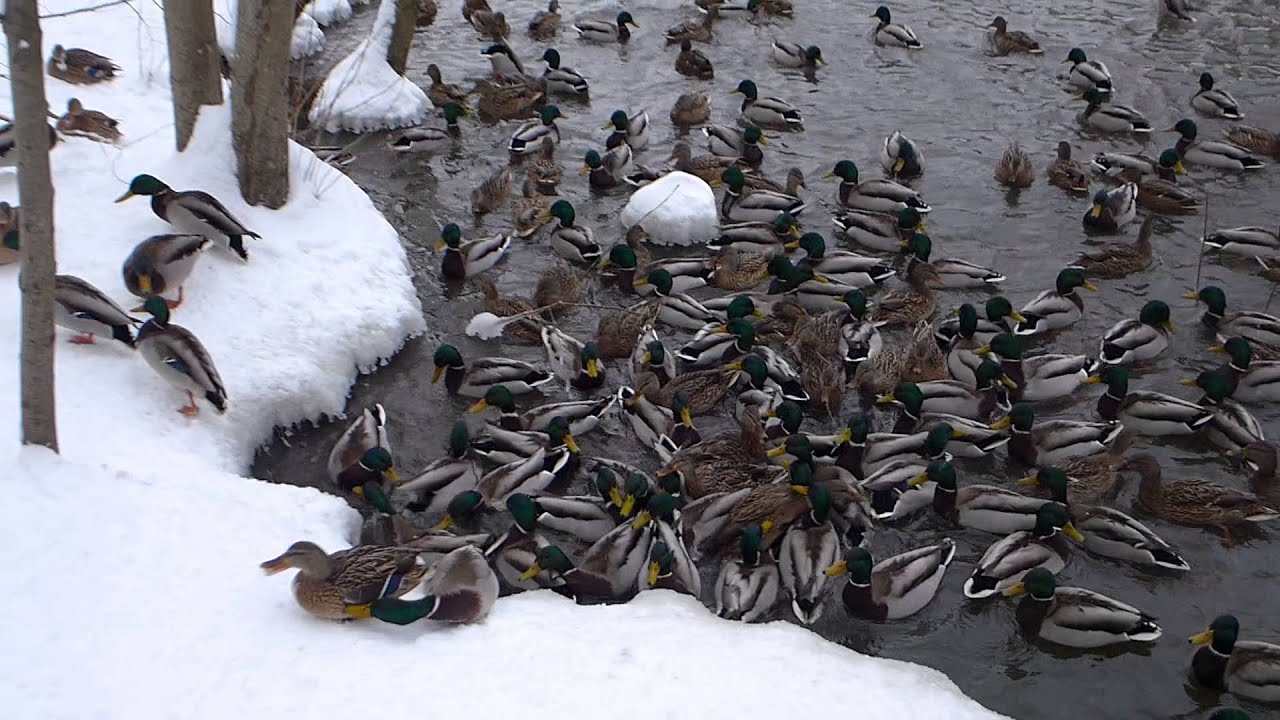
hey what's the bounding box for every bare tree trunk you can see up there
[231,0,291,208]
[4,0,59,452]
[164,0,224,151]
[387,0,419,76]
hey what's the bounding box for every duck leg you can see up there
[1218,524,1235,548]
[166,286,185,310]
[178,390,200,416]
[69,332,96,344]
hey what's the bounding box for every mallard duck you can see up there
[1203,226,1280,260]
[1073,214,1154,278]
[677,317,758,369]
[470,167,511,217]
[425,64,468,108]
[901,233,1004,288]
[746,0,794,17]
[437,223,508,279]
[666,7,717,44]
[135,296,227,416]
[392,423,482,518]
[1014,267,1096,335]
[47,44,120,84]
[602,245,712,296]
[907,459,1049,536]
[877,362,1011,425]
[116,174,261,261]
[51,274,138,347]
[714,524,781,622]
[674,38,715,79]
[1082,182,1138,232]
[767,257,862,314]
[1086,365,1211,434]
[1189,369,1266,453]
[547,200,601,264]
[943,304,988,385]
[541,326,605,390]
[773,41,824,69]
[712,213,796,258]
[995,142,1035,188]
[1079,88,1151,134]
[512,182,554,240]
[1190,615,1280,702]
[668,141,734,185]
[1124,453,1278,541]
[1192,73,1242,120]
[1168,119,1264,170]
[789,233,894,289]
[778,485,840,625]
[371,545,499,625]
[670,92,712,127]
[582,145,632,189]
[871,6,921,48]
[980,333,1089,402]
[655,365,741,415]
[644,529,702,598]
[0,123,57,168]
[1063,47,1112,91]
[327,402,397,499]
[595,302,660,359]
[869,260,941,326]
[1225,125,1280,161]
[528,0,560,40]
[703,124,767,168]
[720,166,804,224]
[509,106,564,155]
[55,97,120,144]
[1118,163,1199,215]
[1003,568,1161,647]
[432,344,551,398]
[988,16,1041,55]
[711,248,771,290]
[994,403,1122,466]
[1212,337,1280,404]
[1187,286,1280,355]
[934,296,1025,347]
[121,233,209,307]
[532,261,581,314]
[864,422,959,477]
[1098,299,1173,365]
[836,290,884,369]
[480,43,524,79]
[389,101,464,152]
[470,9,509,41]
[475,77,544,121]
[964,502,1082,599]
[619,383,678,457]
[471,386,615,439]
[575,11,638,43]
[732,79,802,129]
[826,159,930,215]
[1047,141,1090,193]
[260,541,429,621]
[463,0,491,22]
[539,48,588,95]
[535,469,648,542]
[632,329,678,387]
[825,540,955,621]
[521,138,561,195]
[881,130,924,179]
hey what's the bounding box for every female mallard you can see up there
[260,541,429,621]
[1186,286,1280,355]
[869,259,942,326]
[425,64,469,108]
[1124,453,1278,540]
[1191,72,1242,120]
[993,403,1122,466]
[790,233,894,288]
[136,296,227,416]
[582,145,632,190]
[1014,267,1096,335]
[666,6,717,44]
[655,365,740,415]
[547,200,601,264]
[964,502,1083,599]
[779,484,841,625]
[480,43,524,79]
[116,174,261,261]
[56,97,120,144]
[528,0,560,40]
[825,540,955,621]
[733,79,802,129]
[704,124,767,168]
[575,11,638,43]
[1078,88,1151,134]
[1063,47,1112,92]
[994,142,1035,188]
[432,343,552,397]
[1213,337,1280,404]
[1003,568,1161,647]
[934,296,1025,347]
[772,42,824,69]
[720,166,804,224]
[675,39,714,79]
[669,141,735,184]
[512,180,554,239]
[47,44,120,84]
[541,325,605,390]
[711,248,771,290]
[988,16,1041,55]
[475,77,543,122]
[51,275,139,347]
[602,245,712,295]
[469,9,509,41]
[526,137,562,195]
[1190,615,1280,702]
[1098,299,1173,365]
[670,92,712,127]
[1225,125,1280,161]
[881,130,924,179]
[1082,183,1138,232]
[871,6,921,48]
[746,0,794,17]
[1087,365,1211,434]
[1073,214,1154,278]
[715,524,781,622]
[437,223,509,279]
[509,106,564,155]
[1047,141,1090,194]
[1168,118,1264,170]
[901,232,1004,288]
[389,102,464,152]
[121,233,209,307]
[826,159,930,214]
[533,261,582,312]
[540,48,588,96]
[595,302,660,359]
[979,333,1089,402]
[470,167,511,217]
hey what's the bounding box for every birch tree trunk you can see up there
[164,0,224,151]
[231,0,291,208]
[387,0,419,76]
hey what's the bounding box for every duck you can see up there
[582,144,632,190]
[772,41,824,69]
[602,245,713,296]
[1014,267,1096,336]
[666,7,717,44]
[964,502,1082,599]
[901,233,1005,288]
[470,167,511,217]
[669,141,735,184]
[1098,300,1173,365]
[135,296,227,417]
[871,6,921,48]
[603,109,650,152]
[714,524,781,622]
[863,422,960,477]
[719,166,804,224]
[326,402,397,500]
[545,200,601,265]
[636,271,720,332]
[881,130,924,180]
[704,124,768,168]
[943,304,989,385]
[779,484,841,625]
[1063,47,1113,92]
[675,39,714,79]
[825,159,930,215]
[1074,214,1155,278]
[55,97,120,143]
[259,540,429,621]
[1118,163,1199,216]
[528,0,560,40]
[711,213,796,257]
[393,423,483,518]
[536,469,649,543]
[934,296,1025,347]
[1167,119,1264,170]
[532,262,581,315]
[862,260,938,327]
[47,44,120,84]
[595,302,661,360]
[824,540,955,621]
[909,460,1052,535]
[644,534,702,598]
[432,344,552,398]
[1189,369,1266,453]
[1190,615,1280,702]
[1078,88,1151,134]
[767,257,863,314]
[994,142,1035,188]
[475,436,574,504]
[509,106,564,155]
[512,184,554,240]
[618,384,679,457]
[121,233,209,307]
[1186,286,1280,355]
[988,16,1041,55]
[437,223,508,279]
[631,329,678,387]
[677,318,758,369]
[877,361,1011,426]
[1191,72,1242,120]
[981,333,1091,403]
[1087,365,1213,435]
[480,43,525,79]
[994,403,1122,467]
[746,0,794,17]
[1202,226,1280,260]
[711,248,771,290]
[1124,453,1278,542]
[670,92,713,127]
[115,174,261,261]
[655,364,741,415]
[1047,141,1090,194]
[1082,183,1138,232]
[539,48,588,95]
[1003,568,1161,648]
[425,64,469,107]
[575,11,638,43]
[50,274,139,348]
[1212,337,1280,404]
[789,233,895,289]
[475,77,544,121]
[389,102,465,152]
[470,8,510,40]
[733,79,802,129]
[1225,125,1280,161]
[370,545,499,625]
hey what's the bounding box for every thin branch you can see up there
[37,0,132,19]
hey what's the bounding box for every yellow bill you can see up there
[518,562,543,581]
[824,559,848,577]
[468,399,489,413]
[1063,522,1085,543]
[647,561,660,587]
[989,416,1013,431]
[1189,629,1214,646]
[431,366,444,384]
[1002,582,1026,598]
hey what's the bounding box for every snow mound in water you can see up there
[292,12,326,59]
[620,171,719,247]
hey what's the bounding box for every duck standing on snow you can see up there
[116,174,261,262]
[870,6,921,48]
[1191,72,1242,120]
[575,11,638,43]
[136,295,227,417]
[259,541,429,621]
[53,274,139,348]
[509,106,565,155]
[56,98,120,144]
[121,233,210,309]
[47,43,120,84]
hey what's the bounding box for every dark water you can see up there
[256,2,1280,717]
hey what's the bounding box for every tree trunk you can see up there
[4,0,59,452]
[231,0,291,208]
[387,0,419,76]
[164,0,224,151]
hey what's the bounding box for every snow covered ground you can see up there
[0,3,1004,719]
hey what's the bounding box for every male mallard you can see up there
[1186,286,1280,356]
[602,245,712,295]
[437,223,509,279]
[909,459,1050,535]
[1073,214,1154,278]
[826,159,930,215]
[121,233,209,307]
[1189,369,1266,453]
[1118,161,1199,215]
[1167,119,1264,170]
[1063,47,1112,91]
[136,296,227,416]
[618,383,678,457]
[644,531,702,598]
[1099,299,1173,365]
[1047,141,1090,193]
[772,42,824,69]
[1192,72,1242,120]
[370,545,499,625]
[540,48,588,96]
[944,304,988,385]
[480,43,525,79]
[1087,365,1211,434]
[432,343,552,397]
[389,101,465,152]
[877,361,1011,425]
[1078,88,1151,134]
[601,108,649,152]
[425,64,469,108]
[993,403,1122,466]
[980,333,1090,402]
[675,39,715,79]
[509,106,564,155]
[528,0,561,40]
[825,540,955,621]
[1082,183,1138,232]
[116,174,261,261]
[259,541,428,621]
[779,485,841,625]
[1003,568,1161,648]
[535,470,648,543]
[901,233,1004,288]
[1190,615,1280,702]
[994,142,1035,188]
[988,16,1041,55]
[881,130,923,179]
[541,325,605,390]
[1014,267,1096,335]
[47,44,120,84]
[864,422,960,477]
[934,296,1025,347]
[469,9,509,41]
[670,92,712,127]
[869,259,941,326]
[1124,453,1278,541]
[871,6,921,48]
[715,524,781,622]
[575,11,638,43]
[720,166,804,224]
[52,274,139,347]
[328,403,400,508]
[582,145,632,190]
[712,213,796,257]
[547,200,601,264]
[471,386,615,438]
[790,233,894,288]
[1202,225,1280,259]
[1225,125,1280,161]
[964,502,1083,599]
[704,124,767,168]
[55,97,120,144]
[666,7,717,44]
[1212,337,1280,404]
[394,424,483,518]
[732,79,802,129]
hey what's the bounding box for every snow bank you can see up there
[214,0,333,64]
[620,171,720,246]
[0,447,1007,720]
[292,12,326,60]
[308,0,431,133]
[304,0,356,27]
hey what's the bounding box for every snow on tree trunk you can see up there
[4,0,59,452]
[386,0,419,76]
[165,0,225,151]
[308,0,429,133]
[231,0,292,208]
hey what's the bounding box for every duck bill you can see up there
[975,344,992,354]
[766,444,789,458]
[585,359,600,379]
[835,427,852,445]
[580,164,592,176]
[893,158,905,174]
[620,493,636,518]
[1009,310,1027,323]
[784,241,801,250]
[138,274,153,295]
[1208,345,1226,355]
[1179,378,1198,387]
[1181,291,1201,300]
[952,427,968,438]
[259,554,291,575]
[385,467,402,484]
[468,399,489,413]
[114,190,135,203]
[563,434,581,453]
[989,416,1013,431]
[756,136,770,146]
[435,239,447,251]
[431,366,444,384]
[1162,320,1175,332]
[1089,204,1103,217]
[907,472,928,488]
[822,171,836,179]
[518,562,543,581]
[788,483,809,495]
[823,559,848,577]
[631,510,653,529]
[875,393,897,405]
[1002,582,1027,598]
[1174,161,1188,175]
[632,278,650,288]
[1189,629,1214,646]
[999,375,1018,390]
[646,561,660,587]
[1083,374,1102,384]
[1016,474,1039,487]
[1081,281,1098,292]
[1063,522,1086,543]
[680,407,693,428]
[434,514,455,531]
